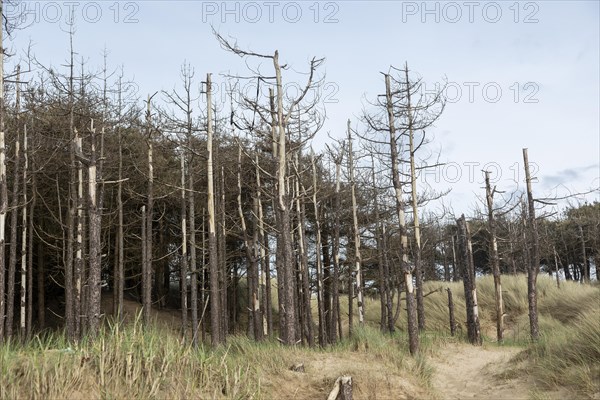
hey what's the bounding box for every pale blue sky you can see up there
[5,0,599,214]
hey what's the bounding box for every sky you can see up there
[4,0,599,216]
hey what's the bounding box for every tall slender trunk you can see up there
[144,97,154,326]
[385,75,418,355]
[330,152,342,342]
[523,148,540,341]
[274,51,297,345]
[20,122,28,337]
[236,145,262,341]
[37,227,45,330]
[256,155,271,337]
[115,80,124,321]
[456,215,481,345]
[206,74,221,345]
[311,154,326,345]
[404,65,425,332]
[180,154,188,336]
[6,129,20,338]
[87,119,101,337]
[74,130,83,338]
[484,171,504,342]
[347,120,364,329]
[27,143,35,338]
[294,160,314,346]
[0,0,6,341]
[189,155,199,347]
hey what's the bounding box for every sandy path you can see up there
[429,343,531,400]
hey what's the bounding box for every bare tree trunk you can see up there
[37,230,44,330]
[523,148,540,341]
[456,215,481,345]
[6,129,20,338]
[141,205,146,310]
[236,145,262,341]
[273,51,297,345]
[74,130,83,338]
[86,119,101,337]
[347,121,364,329]
[115,78,125,322]
[189,156,199,347]
[20,123,28,337]
[311,154,326,346]
[0,0,6,342]
[27,147,35,338]
[330,151,342,342]
[180,154,188,337]
[255,156,270,337]
[206,74,221,346]
[294,160,314,346]
[404,65,425,332]
[384,75,418,355]
[484,171,504,342]
[143,96,154,327]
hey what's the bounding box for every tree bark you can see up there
[523,148,540,341]
[274,51,297,345]
[484,171,504,342]
[206,74,222,346]
[6,129,20,338]
[143,96,154,327]
[0,0,6,342]
[294,159,314,346]
[347,120,364,329]
[180,154,188,337]
[311,154,326,346]
[404,65,425,332]
[456,215,481,345]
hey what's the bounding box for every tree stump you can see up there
[327,375,352,400]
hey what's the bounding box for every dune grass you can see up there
[1,274,598,398]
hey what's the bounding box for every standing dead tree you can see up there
[214,30,324,345]
[484,171,504,342]
[456,215,481,345]
[523,148,540,341]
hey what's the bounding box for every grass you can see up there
[1,273,598,399]
[0,315,433,399]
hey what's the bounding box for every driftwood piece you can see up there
[290,363,305,373]
[327,375,352,400]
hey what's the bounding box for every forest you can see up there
[0,3,599,399]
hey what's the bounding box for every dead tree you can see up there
[214,31,324,345]
[294,154,314,346]
[86,119,101,337]
[347,120,364,330]
[0,0,6,342]
[180,153,188,335]
[523,148,540,341]
[456,215,481,345]
[385,73,418,355]
[6,98,21,338]
[311,153,327,345]
[206,73,221,345]
[484,171,504,342]
[236,143,262,341]
[143,94,156,327]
